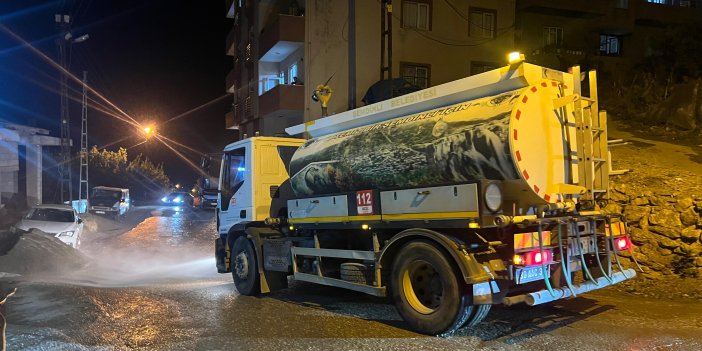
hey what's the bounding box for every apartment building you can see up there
[304,0,516,123]
[515,0,702,75]
[225,0,305,138]
[224,0,515,135]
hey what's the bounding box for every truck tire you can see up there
[340,262,373,285]
[390,240,472,336]
[231,236,260,296]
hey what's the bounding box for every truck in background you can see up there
[88,186,131,220]
[196,153,222,209]
[213,56,640,335]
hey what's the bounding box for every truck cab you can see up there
[217,137,305,235]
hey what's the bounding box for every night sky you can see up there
[0,0,235,185]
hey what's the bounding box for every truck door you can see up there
[218,146,252,234]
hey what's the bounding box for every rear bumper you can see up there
[503,268,636,306]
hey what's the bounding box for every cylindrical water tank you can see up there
[289,80,574,205]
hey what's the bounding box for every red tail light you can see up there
[514,249,553,266]
[614,237,630,251]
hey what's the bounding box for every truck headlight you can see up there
[484,183,502,212]
[58,231,75,237]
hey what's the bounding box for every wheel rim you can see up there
[234,251,249,280]
[402,260,443,315]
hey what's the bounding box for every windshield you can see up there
[168,192,189,199]
[25,208,75,223]
[91,189,121,199]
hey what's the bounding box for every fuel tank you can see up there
[289,80,577,206]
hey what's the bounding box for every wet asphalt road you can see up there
[3,206,702,350]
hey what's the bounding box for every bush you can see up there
[88,146,171,201]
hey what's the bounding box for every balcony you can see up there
[636,0,702,26]
[518,0,609,18]
[258,84,304,119]
[226,68,237,93]
[226,26,237,57]
[259,14,304,62]
[225,110,239,130]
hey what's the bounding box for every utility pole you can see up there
[79,71,89,209]
[56,14,72,204]
[55,13,89,204]
[348,0,356,110]
[380,0,393,98]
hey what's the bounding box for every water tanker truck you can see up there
[214,56,640,335]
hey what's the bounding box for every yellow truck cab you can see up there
[217,137,305,235]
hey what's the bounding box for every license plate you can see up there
[95,211,105,214]
[516,266,549,284]
[210,202,217,206]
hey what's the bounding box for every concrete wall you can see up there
[304,0,516,122]
[0,125,59,206]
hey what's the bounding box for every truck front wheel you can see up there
[391,240,472,336]
[231,236,260,296]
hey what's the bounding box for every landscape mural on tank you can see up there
[289,88,526,197]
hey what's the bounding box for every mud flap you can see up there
[215,237,230,273]
[246,227,290,294]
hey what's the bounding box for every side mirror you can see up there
[77,218,83,224]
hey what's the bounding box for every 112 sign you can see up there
[356,190,374,215]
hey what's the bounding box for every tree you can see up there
[88,147,171,201]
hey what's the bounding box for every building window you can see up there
[599,35,621,55]
[402,1,431,31]
[469,8,496,38]
[646,0,667,4]
[288,63,298,84]
[470,62,498,76]
[543,27,564,46]
[258,75,281,95]
[401,62,430,89]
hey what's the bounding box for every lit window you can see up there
[288,63,298,84]
[402,1,431,31]
[469,8,496,38]
[646,0,667,4]
[401,63,430,89]
[543,27,564,46]
[599,35,621,55]
[258,75,282,95]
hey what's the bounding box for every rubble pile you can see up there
[605,181,702,279]
[0,229,88,277]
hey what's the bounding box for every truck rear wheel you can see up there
[391,240,471,336]
[231,236,260,296]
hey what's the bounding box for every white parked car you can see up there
[14,205,84,249]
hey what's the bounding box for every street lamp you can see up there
[142,125,156,138]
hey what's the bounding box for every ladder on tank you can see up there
[570,66,609,208]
